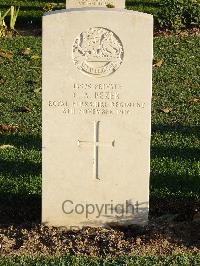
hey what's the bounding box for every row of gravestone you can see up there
[42,0,153,229]
[66,0,125,8]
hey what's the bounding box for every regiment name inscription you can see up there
[48,82,146,115]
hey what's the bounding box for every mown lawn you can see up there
[0,254,200,266]
[0,35,199,224]
[0,0,161,27]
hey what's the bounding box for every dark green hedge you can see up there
[157,0,200,30]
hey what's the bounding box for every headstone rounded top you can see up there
[44,9,153,20]
[42,5,153,228]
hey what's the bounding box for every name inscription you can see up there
[48,83,147,116]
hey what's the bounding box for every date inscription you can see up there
[48,83,147,116]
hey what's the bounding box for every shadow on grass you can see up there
[152,146,200,160]
[0,159,41,176]
[0,4,43,11]
[0,124,199,225]
[150,124,200,219]
[11,15,42,28]
[149,193,200,220]
[0,0,64,28]
[2,12,43,29]
[126,0,160,8]
[0,133,41,225]
[152,124,200,137]
[0,133,41,150]
[0,193,41,225]
[150,173,200,219]
[151,173,200,192]
[0,0,64,7]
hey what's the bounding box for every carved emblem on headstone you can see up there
[72,27,124,77]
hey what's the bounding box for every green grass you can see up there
[0,0,199,30]
[151,36,200,216]
[0,37,42,223]
[0,0,65,27]
[0,0,161,28]
[126,0,160,14]
[0,254,200,265]
[0,35,199,224]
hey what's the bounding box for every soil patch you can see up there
[0,220,199,257]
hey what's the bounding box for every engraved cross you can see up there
[78,121,115,180]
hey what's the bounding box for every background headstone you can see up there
[43,8,153,228]
[66,0,125,9]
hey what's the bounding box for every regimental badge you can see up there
[72,27,124,77]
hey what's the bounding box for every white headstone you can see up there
[66,0,125,9]
[42,8,153,228]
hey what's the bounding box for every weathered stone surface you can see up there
[42,8,153,228]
